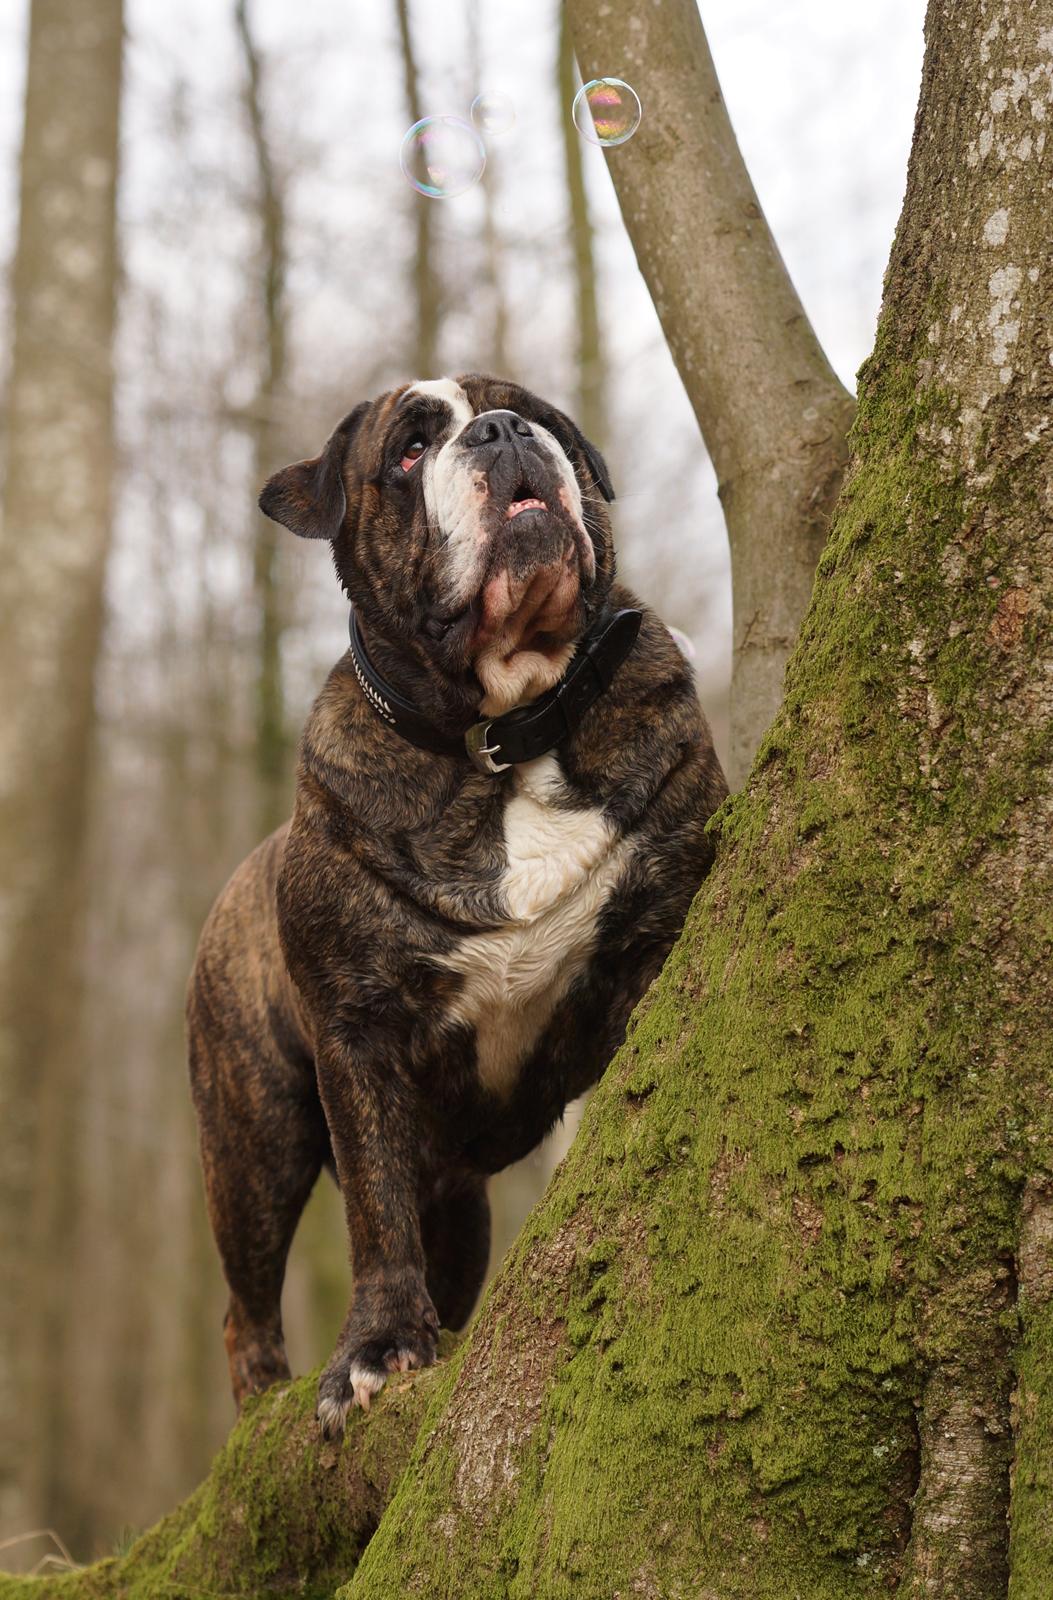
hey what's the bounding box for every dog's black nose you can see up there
[462,410,534,449]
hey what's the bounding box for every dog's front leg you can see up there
[314,1030,439,1437]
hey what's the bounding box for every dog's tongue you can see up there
[506,497,547,519]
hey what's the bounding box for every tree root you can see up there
[1008,1177,1053,1597]
[901,1367,1013,1598]
[0,1344,455,1600]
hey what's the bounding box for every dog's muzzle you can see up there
[452,410,593,655]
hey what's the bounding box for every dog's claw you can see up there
[384,1345,418,1375]
[317,1361,390,1435]
[348,1361,387,1410]
[317,1317,437,1436]
[316,1394,353,1439]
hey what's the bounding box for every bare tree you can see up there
[466,0,509,377]
[569,0,857,785]
[557,0,605,447]
[395,0,440,378]
[0,0,124,1550]
[235,0,291,839]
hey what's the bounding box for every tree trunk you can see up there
[0,1357,449,1599]
[568,0,857,784]
[4,1,1053,1595]
[395,0,440,379]
[234,0,291,842]
[0,0,123,1551]
[467,0,509,379]
[558,0,606,448]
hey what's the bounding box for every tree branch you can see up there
[568,0,856,783]
[558,0,606,446]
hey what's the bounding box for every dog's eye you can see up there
[400,438,426,472]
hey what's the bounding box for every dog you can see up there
[187,373,727,1437]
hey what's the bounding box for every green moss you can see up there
[0,1356,452,1600]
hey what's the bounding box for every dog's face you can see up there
[260,374,616,714]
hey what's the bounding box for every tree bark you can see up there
[234,0,292,840]
[568,0,857,784]
[395,0,440,379]
[558,0,606,448]
[0,0,123,1551]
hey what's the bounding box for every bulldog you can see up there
[187,373,727,1437]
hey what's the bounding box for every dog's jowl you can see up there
[187,373,728,1436]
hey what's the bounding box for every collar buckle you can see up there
[465,721,511,776]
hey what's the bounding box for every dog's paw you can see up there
[316,1361,385,1437]
[316,1327,438,1438]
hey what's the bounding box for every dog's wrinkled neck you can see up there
[351,611,483,736]
[347,602,643,781]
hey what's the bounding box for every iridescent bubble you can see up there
[470,91,515,138]
[399,116,486,199]
[667,627,697,664]
[572,77,642,148]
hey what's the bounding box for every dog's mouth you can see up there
[506,487,548,520]
[426,464,595,710]
[471,484,590,661]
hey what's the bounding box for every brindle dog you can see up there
[187,374,727,1436]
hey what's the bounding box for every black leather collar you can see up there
[347,606,642,775]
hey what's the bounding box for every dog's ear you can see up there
[538,403,615,503]
[259,402,371,539]
[573,428,615,503]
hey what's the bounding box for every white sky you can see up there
[0,0,927,729]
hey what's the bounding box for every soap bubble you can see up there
[667,627,697,664]
[470,91,515,137]
[572,78,642,148]
[400,116,486,199]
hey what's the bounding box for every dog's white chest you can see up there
[438,756,628,1095]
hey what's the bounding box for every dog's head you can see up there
[260,374,616,715]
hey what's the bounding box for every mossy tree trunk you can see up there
[4,1,1053,1596]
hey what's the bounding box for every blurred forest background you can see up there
[0,0,923,1566]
